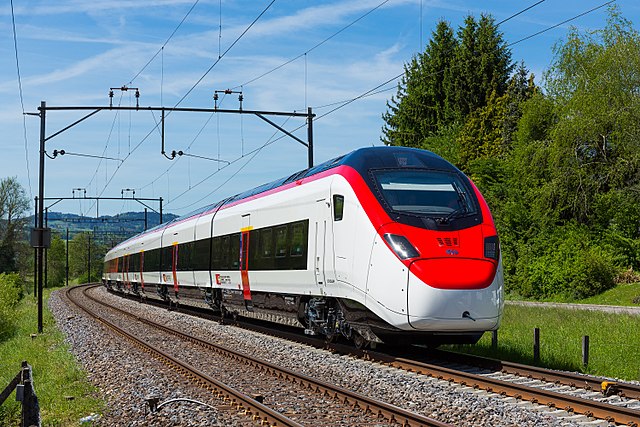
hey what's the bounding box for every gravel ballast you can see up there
[50,287,593,426]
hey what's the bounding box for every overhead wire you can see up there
[92,1,276,204]
[166,116,293,211]
[509,0,615,45]
[172,0,277,109]
[127,0,201,86]
[495,0,546,26]
[85,92,125,194]
[218,0,223,59]
[237,0,391,89]
[137,94,228,192]
[10,0,33,198]
[313,0,614,119]
[163,0,550,209]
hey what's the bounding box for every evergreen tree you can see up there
[382,20,457,147]
[456,62,536,172]
[382,14,514,149]
[450,14,513,121]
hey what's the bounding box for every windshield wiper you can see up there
[435,206,467,224]
[435,182,469,224]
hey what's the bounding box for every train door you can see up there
[124,255,130,290]
[331,192,355,284]
[240,214,253,311]
[139,250,145,292]
[314,199,335,289]
[171,243,179,296]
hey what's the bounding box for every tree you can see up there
[0,177,30,273]
[500,6,640,298]
[69,232,106,283]
[46,234,67,287]
[449,14,513,121]
[456,62,537,173]
[381,14,514,149]
[382,20,458,147]
[544,6,640,227]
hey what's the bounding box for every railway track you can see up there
[238,317,640,426]
[243,312,640,426]
[66,284,450,427]
[107,285,640,426]
[368,351,640,426]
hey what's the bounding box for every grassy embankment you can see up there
[509,282,640,306]
[0,288,103,426]
[446,283,640,381]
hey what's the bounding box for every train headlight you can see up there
[484,235,500,260]
[383,234,420,260]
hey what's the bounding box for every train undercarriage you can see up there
[104,279,484,348]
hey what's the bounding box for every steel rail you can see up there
[65,285,302,427]
[106,286,640,426]
[80,284,451,427]
[219,304,640,426]
[427,348,640,401]
[366,352,640,427]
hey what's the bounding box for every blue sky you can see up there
[1,0,639,217]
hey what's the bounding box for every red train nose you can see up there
[410,257,497,290]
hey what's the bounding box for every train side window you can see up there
[274,226,288,258]
[193,238,211,271]
[130,253,139,272]
[142,251,150,272]
[230,233,241,269]
[333,195,344,221]
[146,248,160,272]
[290,221,306,257]
[177,241,194,271]
[211,236,222,269]
[249,229,261,270]
[221,235,230,269]
[161,246,173,271]
[260,228,273,258]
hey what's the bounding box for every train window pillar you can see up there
[333,195,344,221]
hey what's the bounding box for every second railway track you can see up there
[106,284,640,426]
[64,284,450,427]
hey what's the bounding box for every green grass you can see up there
[506,282,640,306]
[444,304,640,381]
[576,282,640,306]
[0,288,104,426]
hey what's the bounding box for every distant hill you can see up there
[28,211,179,245]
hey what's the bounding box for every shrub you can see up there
[509,224,618,299]
[0,273,24,339]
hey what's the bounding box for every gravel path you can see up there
[50,287,590,426]
[506,300,640,316]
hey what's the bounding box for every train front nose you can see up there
[406,256,504,331]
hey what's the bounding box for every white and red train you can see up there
[103,146,504,347]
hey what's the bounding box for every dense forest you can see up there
[382,6,640,299]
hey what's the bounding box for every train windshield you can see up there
[373,169,477,220]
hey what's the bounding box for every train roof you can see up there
[109,146,454,252]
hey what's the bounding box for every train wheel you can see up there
[325,331,337,344]
[352,332,367,349]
